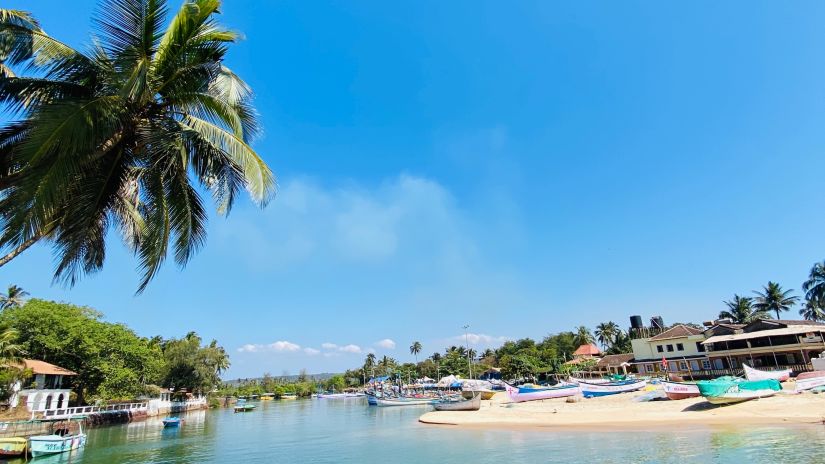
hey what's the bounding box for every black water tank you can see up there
[630,315,643,329]
[651,316,664,329]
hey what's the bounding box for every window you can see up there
[646,364,654,372]
[696,342,706,353]
[676,343,684,351]
[730,358,738,368]
[702,360,711,369]
[666,344,674,352]
[679,362,687,370]
[656,345,663,353]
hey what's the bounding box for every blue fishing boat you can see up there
[162,417,182,428]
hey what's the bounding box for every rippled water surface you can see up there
[13,399,825,463]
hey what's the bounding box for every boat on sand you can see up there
[795,371,825,392]
[743,364,791,382]
[697,377,780,405]
[579,379,646,398]
[504,382,579,403]
[661,381,700,400]
[433,392,481,411]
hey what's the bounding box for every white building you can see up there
[630,324,710,376]
[11,359,77,414]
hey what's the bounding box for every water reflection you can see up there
[6,400,825,463]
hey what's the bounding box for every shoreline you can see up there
[418,389,825,431]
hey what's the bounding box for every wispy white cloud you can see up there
[303,348,321,356]
[237,340,302,353]
[375,339,396,349]
[321,342,338,350]
[338,344,362,354]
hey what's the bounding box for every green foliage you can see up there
[0,1,274,292]
[0,299,165,403]
[753,282,799,320]
[160,333,230,394]
[0,285,28,309]
[719,295,768,324]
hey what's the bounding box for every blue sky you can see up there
[4,1,825,378]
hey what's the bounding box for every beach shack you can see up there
[701,319,825,373]
[630,324,709,376]
[11,359,76,414]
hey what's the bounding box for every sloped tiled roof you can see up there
[20,359,77,376]
[573,343,601,356]
[596,353,634,368]
[649,324,704,341]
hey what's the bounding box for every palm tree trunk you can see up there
[0,235,41,267]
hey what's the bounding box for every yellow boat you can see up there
[260,395,274,401]
[281,393,298,400]
[0,437,27,457]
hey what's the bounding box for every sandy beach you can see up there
[419,386,825,430]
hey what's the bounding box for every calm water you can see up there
[11,399,825,463]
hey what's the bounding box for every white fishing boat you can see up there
[29,420,86,457]
[661,381,700,400]
[795,371,825,392]
[504,382,579,402]
[579,379,646,398]
[743,364,791,382]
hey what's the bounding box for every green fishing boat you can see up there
[697,377,780,405]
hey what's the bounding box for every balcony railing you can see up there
[43,402,148,419]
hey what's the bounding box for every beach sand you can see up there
[419,386,825,430]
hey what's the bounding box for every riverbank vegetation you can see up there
[0,288,229,405]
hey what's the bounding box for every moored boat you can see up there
[29,420,86,458]
[743,364,791,382]
[661,381,700,400]
[795,371,825,392]
[579,379,646,398]
[504,382,579,402]
[162,417,182,427]
[281,393,298,400]
[433,392,481,411]
[233,399,256,412]
[374,396,437,407]
[0,437,28,457]
[568,376,610,385]
[697,378,780,405]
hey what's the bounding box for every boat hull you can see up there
[504,383,579,402]
[375,397,435,407]
[661,381,700,400]
[796,371,825,392]
[29,434,86,457]
[580,380,646,398]
[434,392,481,411]
[743,364,791,382]
[0,438,27,457]
[705,390,777,405]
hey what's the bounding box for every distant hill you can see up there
[223,373,340,386]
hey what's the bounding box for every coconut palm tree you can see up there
[409,341,422,363]
[753,282,799,320]
[573,326,594,347]
[0,327,24,366]
[718,295,767,324]
[430,352,441,363]
[0,1,274,292]
[0,284,28,309]
[799,301,825,322]
[803,261,825,308]
[594,321,619,350]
